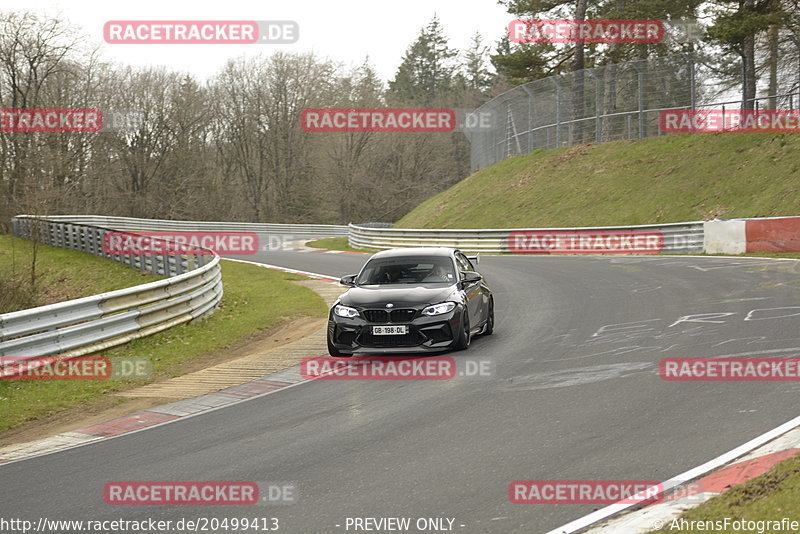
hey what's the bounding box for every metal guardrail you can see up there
[23,215,349,237]
[348,221,704,254]
[1,217,223,359]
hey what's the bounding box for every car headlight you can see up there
[421,302,457,316]
[334,304,359,318]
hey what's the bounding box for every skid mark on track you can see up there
[501,361,654,391]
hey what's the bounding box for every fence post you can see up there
[506,101,512,159]
[521,84,534,153]
[586,69,601,143]
[551,77,562,147]
[681,52,696,114]
[632,61,646,139]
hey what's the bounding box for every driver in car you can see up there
[423,264,450,282]
[383,266,402,283]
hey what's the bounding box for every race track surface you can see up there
[3,252,800,533]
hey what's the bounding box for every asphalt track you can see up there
[3,250,800,533]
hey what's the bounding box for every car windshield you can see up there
[356,256,456,285]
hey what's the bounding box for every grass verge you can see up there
[0,259,327,433]
[397,133,800,229]
[306,236,375,253]
[649,452,800,533]
[0,234,162,314]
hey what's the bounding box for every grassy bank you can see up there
[649,452,800,533]
[397,133,800,229]
[0,234,163,313]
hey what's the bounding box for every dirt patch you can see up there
[170,316,323,376]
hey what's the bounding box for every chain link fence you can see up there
[467,53,800,171]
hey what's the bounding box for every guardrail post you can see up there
[56,223,65,248]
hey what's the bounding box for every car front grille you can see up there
[362,310,389,323]
[362,309,416,323]
[390,309,416,322]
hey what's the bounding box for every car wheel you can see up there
[327,335,351,357]
[453,312,471,351]
[482,299,494,336]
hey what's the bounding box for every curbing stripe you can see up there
[548,415,800,534]
[585,437,800,533]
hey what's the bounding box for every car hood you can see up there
[340,285,458,308]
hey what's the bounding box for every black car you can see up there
[327,247,494,356]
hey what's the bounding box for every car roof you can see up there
[369,247,457,259]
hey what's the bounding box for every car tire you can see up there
[327,336,351,357]
[453,312,471,351]
[482,299,494,336]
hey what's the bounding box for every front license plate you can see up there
[372,325,408,335]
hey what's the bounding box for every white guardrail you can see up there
[6,213,786,360]
[2,216,223,359]
[348,221,705,254]
[29,215,350,237]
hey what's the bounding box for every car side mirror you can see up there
[459,271,482,288]
[339,274,357,287]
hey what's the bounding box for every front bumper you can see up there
[328,308,461,355]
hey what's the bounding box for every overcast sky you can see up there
[9,0,512,83]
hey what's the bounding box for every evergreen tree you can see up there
[389,15,458,105]
[462,32,495,92]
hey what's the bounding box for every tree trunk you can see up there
[571,0,589,143]
[768,23,778,109]
[741,0,757,110]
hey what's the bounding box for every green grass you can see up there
[397,133,800,229]
[648,452,800,533]
[0,259,327,432]
[306,236,375,253]
[0,234,163,313]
